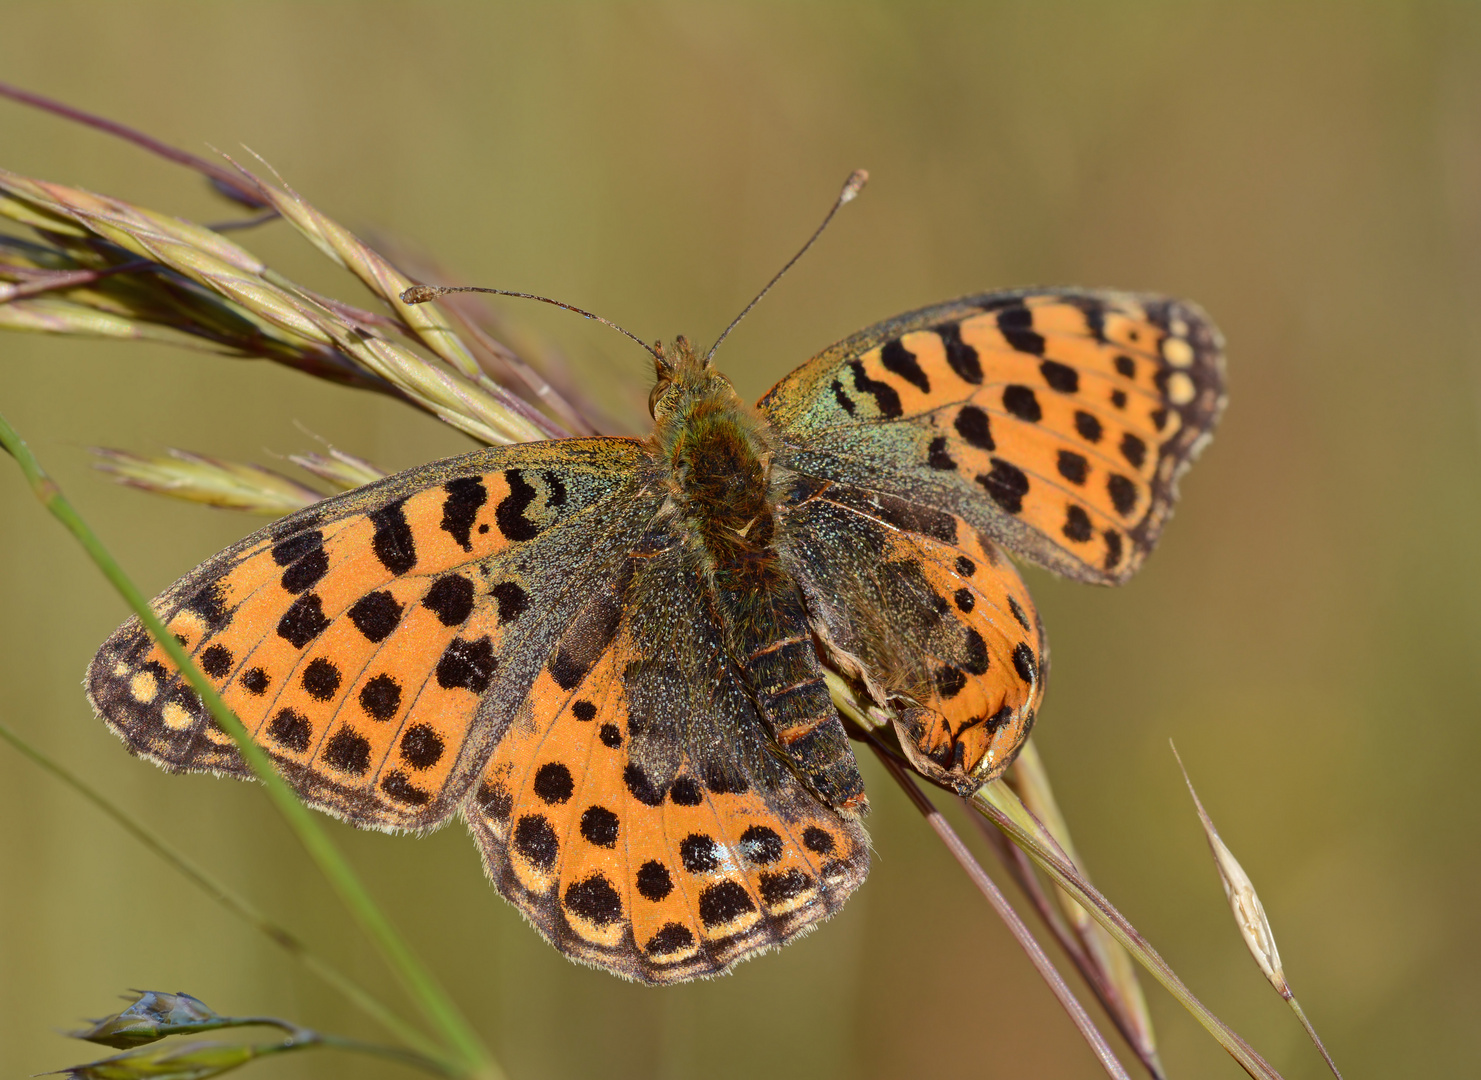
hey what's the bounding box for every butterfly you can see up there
[88,287,1224,983]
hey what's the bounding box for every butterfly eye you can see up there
[648,379,671,418]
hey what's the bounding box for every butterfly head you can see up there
[648,334,740,423]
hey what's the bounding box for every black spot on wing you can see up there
[185,582,230,629]
[1120,433,1147,469]
[880,339,930,393]
[476,781,512,821]
[277,593,329,648]
[831,380,857,416]
[491,580,528,622]
[275,531,328,594]
[624,763,667,807]
[272,530,320,567]
[514,814,559,870]
[242,667,270,695]
[436,636,496,693]
[637,860,673,901]
[400,724,444,769]
[802,827,834,855]
[977,460,1030,514]
[936,665,967,699]
[534,762,574,804]
[423,574,475,627]
[348,590,403,643]
[680,834,721,873]
[359,674,401,721]
[1075,411,1104,443]
[1008,597,1030,629]
[927,436,956,470]
[1057,450,1088,485]
[846,360,903,419]
[961,628,990,675]
[565,874,624,925]
[760,869,810,906]
[1003,386,1042,422]
[301,657,341,701]
[1039,360,1079,393]
[1103,530,1124,571]
[740,825,784,866]
[997,305,1045,355]
[581,805,620,847]
[1063,504,1093,542]
[954,405,996,450]
[1013,643,1038,683]
[698,881,756,927]
[1114,355,1136,378]
[370,501,417,574]
[1107,474,1138,517]
[1076,298,1108,341]
[324,728,370,775]
[935,321,982,384]
[496,469,542,542]
[268,708,311,752]
[199,644,232,678]
[381,770,430,806]
[442,477,488,550]
[645,923,693,955]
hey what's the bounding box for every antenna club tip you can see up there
[840,169,869,203]
[400,285,439,304]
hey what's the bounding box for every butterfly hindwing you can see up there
[465,527,869,983]
[777,476,1046,793]
[87,438,650,831]
[759,289,1225,585]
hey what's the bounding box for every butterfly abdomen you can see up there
[656,380,867,814]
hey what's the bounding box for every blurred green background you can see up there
[2,3,1478,1077]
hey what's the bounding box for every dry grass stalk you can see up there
[91,447,322,514]
[1172,744,1343,1078]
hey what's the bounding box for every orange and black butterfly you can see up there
[88,284,1223,983]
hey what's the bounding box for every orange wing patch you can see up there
[779,478,1045,793]
[88,440,647,831]
[466,550,868,984]
[760,289,1224,586]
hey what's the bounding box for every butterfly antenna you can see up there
[704,168,869,363]
[400,285,659,360]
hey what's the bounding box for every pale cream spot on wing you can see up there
[130,671,158,704]
[161,702,193,730]
[1167,371,1197,405]
[173,611,207,642]
[1163,336,1194,368]
[765,885,818,917]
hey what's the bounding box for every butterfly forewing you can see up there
[88,439,650,830]
[760,289,1225,585]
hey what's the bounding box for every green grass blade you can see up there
[0,720,451,1067]
[0,410,500,1080]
